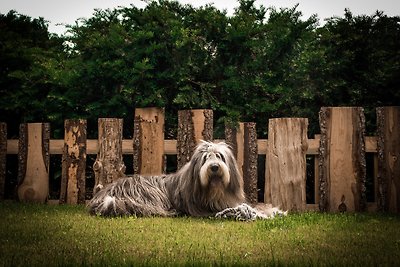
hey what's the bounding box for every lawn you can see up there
[0,201,399,266]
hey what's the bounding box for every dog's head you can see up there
[190,141,244,200]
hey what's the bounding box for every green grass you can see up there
[0,202,399,266]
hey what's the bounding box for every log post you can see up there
[60,119,87,204]
[319,107,367,212]
[314,134,321,205]
[0,123,6,200]
[133,107,165,175]
[225,122,258,204]
[377,106,400,213]
[177,109,213,169]
[266,118,308,211]
[17,123,50,203]
[93,118,125,194]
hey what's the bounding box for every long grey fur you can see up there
[88,141,246,217]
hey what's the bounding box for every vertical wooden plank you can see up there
[225,123,244,173]
[0,123,6,200]
[133,107,165,175]
[93,118,125,194]
[17,123,50,203]
[225,122,258,203]
[177,109,213,169]
[377,106,400,213]
[60,119,87,204]
[243,122,258,204]
[266,118,308,211]
[314,134,321,205]
[319,107,367,212]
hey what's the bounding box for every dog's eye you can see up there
[201,154,208,165]
[216,153,226,162]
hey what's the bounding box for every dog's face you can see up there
[198,143,231,189]
[183,140,245,210]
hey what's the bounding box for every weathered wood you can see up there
[319,107,367,212]
[60,119,87,204]
[0,123,6,200]
[377,106,400,213]
[225,122,258,203]
[17,123,50,203]
[6,137,366,156]
[243,123,258,204]
[133,107,165,175]
[177,109,213,169]
[314,134,321,205]
[93,118,125,194]
[266,118,308,211]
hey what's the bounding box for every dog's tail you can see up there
[87,175,176,217]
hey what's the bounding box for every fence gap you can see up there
[377,106,400,213]
[93,118,125,194]
[0,123,6,200]
[133,107,165,175]
[177,109,213,169]
[60,119,87,204]
[319,107,367,212]
[17,123,50,203]
[266,118,308,211]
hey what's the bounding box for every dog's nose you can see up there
[210,164,219,172]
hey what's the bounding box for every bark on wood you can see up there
[177,109,213,169]
[60,119,87,204]
[93,118,125,194]
[0,123,6,200]
[377,106,400,213]
[243,123,258,204]
[318,107,367,212]
[225,122,258,203]
[17,123,50,203]
[266,118,308,211]
[133,108,165,175]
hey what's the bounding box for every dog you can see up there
[88,141,286,220]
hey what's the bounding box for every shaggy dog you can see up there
[88,141,285,220]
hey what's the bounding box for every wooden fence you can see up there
[0,106,399,213]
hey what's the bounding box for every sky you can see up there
[1,0,400,35]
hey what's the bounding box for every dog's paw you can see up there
[215,203,258,221]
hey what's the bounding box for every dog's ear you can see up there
[226,150,244,193]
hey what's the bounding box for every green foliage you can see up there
[1,1,400,137]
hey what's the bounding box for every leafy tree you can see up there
[0,11,64,135]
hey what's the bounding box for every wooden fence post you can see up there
[60,119,87,204]
[17,123,50,203]
[377,106,400,213]
[319,107,367,212]
[0,123,6,200]
[266,118,308,211]
[225,122,258,204]
[133,107,165,175]
[93,118,125,194]
[177,109,213,169]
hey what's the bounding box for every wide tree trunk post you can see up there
[17,123,50,203]
[177,109,213,169]
[60,119,87,204]
[93,118,125,194]
[319,107,367,212]
[266,118,308,211]
[377,106,400,213]
[225,122,258,204]
[0,123,6,200]
[133,107,165,175]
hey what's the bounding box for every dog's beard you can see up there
[199,160,230,201]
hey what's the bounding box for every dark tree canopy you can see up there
[1,0,399,137]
